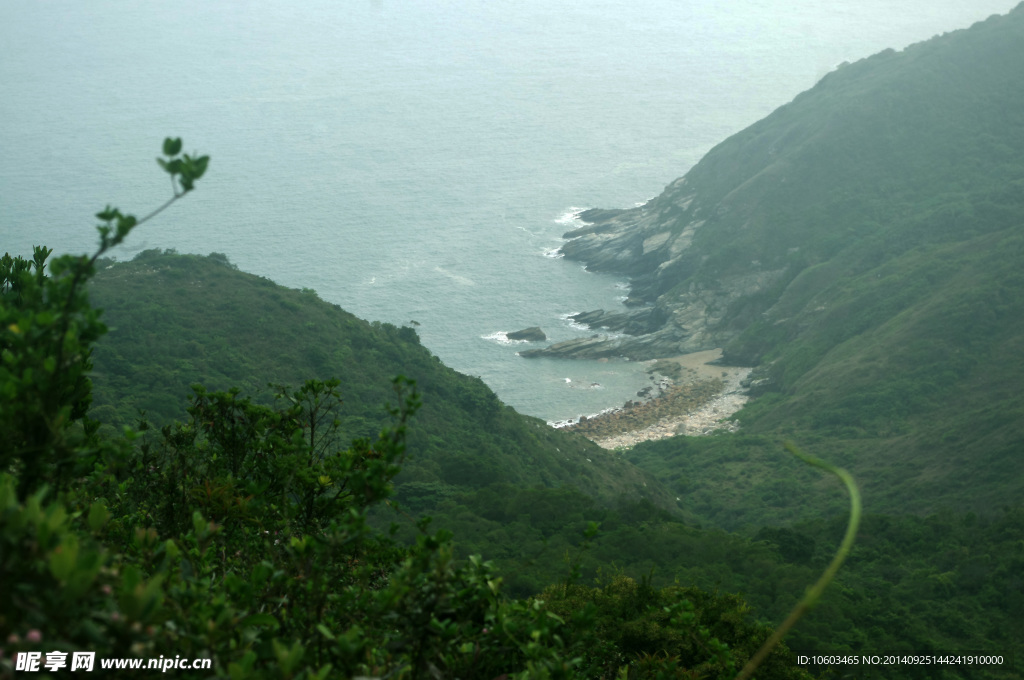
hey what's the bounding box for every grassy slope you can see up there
[620,6,1024,528]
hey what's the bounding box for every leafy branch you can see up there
[1,137,207,493]
[95,136,209,257]
[55,138,209,374]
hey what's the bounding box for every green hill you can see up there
[548,4,1024,526]
[87,249,671,514]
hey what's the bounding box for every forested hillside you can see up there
[3,141,821,678]
[86,250,670,513]
[79,249,1023,676]
[6,5,1024,677]
[547,5,1024,527]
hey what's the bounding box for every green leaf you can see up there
[95,205,119,221]
[192,155,210,179]
[228,652,257,680]
[163,137,182,156]
[87,500,109,532]
[273,639,305,675]
[161,539,180,565]
[239,613,280,629]
[48,534,80,581]
[192,510,210,538]
[158,158,182,176]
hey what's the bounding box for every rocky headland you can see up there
[519,193,787,363]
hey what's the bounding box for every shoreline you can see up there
[561,349,752,450]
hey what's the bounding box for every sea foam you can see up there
[554,206,589,226]
[558,312,591,332]
[481,331,530,346]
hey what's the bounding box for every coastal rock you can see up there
[518,334,615,359]
[519,321,721,361]
[740,364,778,396]
[569,307,665,335]
[506,326,546,342]
[550,179,789,362]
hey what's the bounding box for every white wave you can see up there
[554,206,587,225]
[547,404,621,429]
[558,311,628,339]
[558,312,591,332]
[542,246,565,259]
[554,207,594,232]
[481,331,529,346]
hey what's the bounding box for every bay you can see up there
[1,0,1017,422]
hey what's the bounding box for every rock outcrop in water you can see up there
[506,326,546,342]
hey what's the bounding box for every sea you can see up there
[1,0,1017,423]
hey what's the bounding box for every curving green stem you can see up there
[734,442,862,680]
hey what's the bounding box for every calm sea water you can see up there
[1,0,1017,422]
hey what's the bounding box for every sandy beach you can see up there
[562,349,752,450]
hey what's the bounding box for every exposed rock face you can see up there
[517,170,789,361]
[506,326,546,342]
[563,193,701,285]
[524,192,785,360]
[739,364,777,396]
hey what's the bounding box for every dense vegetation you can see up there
[6,7,1024,676]
[87,250,671,513]
[1,141,814,678]
[67,235,1023,677]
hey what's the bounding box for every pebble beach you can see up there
[560,349,752,450]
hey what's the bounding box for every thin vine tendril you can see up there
[734,442,862,680]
